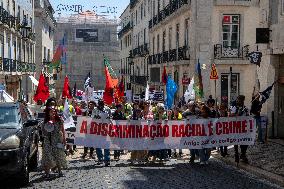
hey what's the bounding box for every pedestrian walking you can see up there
[41,107,67,179]
[81,101,96,159]
[112,103,126,161]
[218,103,229,157]
[93,99,112,166]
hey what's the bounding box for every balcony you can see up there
[130,0,139,9]
[130,75,147,86]
[2,58,35,73]
[131,43,149,58]
[169,49,177,62]
[162,51,169,63]
[149,0,190,29]
[118,22,132,38]
[178,46,190,60]
[214,44,249,59]
[214,0,257,6]
[149,46,190,64]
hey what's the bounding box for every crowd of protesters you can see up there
[37,93,264,178]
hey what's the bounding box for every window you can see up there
[162,30,166,52]
[150,67,160,82]
[43,46,46,59]
[47,49,50,61]
[184,18,189,47]
[141,5,143,20]
[152,36,155,54]
[221,73,240,105]
[144,28,146,44]
[176,23,180,49]
[0,35,3,58]
[222,15,240,48]
[169,27,172,50]
[157,34,160,53]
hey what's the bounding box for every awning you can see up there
[29,75,39,86]
[0,90,14,102]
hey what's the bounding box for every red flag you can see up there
[162,66,167,85]
[103,66,118,105]
[118,76,125,98]
[33,74,49,103]
[62,76,72,99]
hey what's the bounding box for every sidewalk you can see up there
[212,139,284,187]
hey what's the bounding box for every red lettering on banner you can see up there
[143,125,149,137]
[90,122,98,134]
[109,124,115,137]
[242,120,248,133]
[164,125,169,137]
[208,122,213,136]
[156,125,163,137]
[101,123,108,136]
[233,121,242,133]
[222,122,229,134]
[150,125,156,139]
[80,120,88,134]
[172,125,179,137]
[179,124,185,137]
[185,124,192,137]
[216,122,222,135]
[136,125,143,138]
[249,119,254,132]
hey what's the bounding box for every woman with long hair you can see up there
[41,107,67,178]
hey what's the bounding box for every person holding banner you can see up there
[170,106,183,158]
[198,105,212,165]
[41,107,67,179]
[182,101,198,163]
[230,95,250,164]
[93,99,112,166]
[82,101,96,159]
[112,104,126,161]
[218,103,229,157]
[149,103,169,162]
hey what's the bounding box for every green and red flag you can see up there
[103,57,119,105]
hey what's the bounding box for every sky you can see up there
[49,0,130,19]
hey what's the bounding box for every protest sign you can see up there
[75,116,256,150]
[65,116,77,144]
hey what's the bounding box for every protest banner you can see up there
[64,116,77,144]
[75,116,256,150]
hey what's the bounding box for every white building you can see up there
[34,0,56,97]
[0,0,36,102]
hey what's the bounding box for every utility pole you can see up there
[228,66,232,107]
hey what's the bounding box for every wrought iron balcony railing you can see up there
[118,22,133,38]
[130,75,147,86]
[214,44,249,59]
[149,46,190,64]
[149,0,189,29]
[2,58,36,73]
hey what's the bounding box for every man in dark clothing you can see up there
[251,94,263,143]
[230,95,249,164]
[81,101,96,159]
[112,104,126,160]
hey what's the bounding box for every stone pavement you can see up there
[1,148,283,189]
[213,139,284,187]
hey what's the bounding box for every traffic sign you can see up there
[210,64,219,80]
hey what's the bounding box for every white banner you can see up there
[75,116,256,150]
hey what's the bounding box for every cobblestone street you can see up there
[1,150,284,189]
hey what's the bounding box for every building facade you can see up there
[0,0,36,102]
[54,11,120,95]
[34,0,56,97]
[148,0,191,101]
[118,5,132,93]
